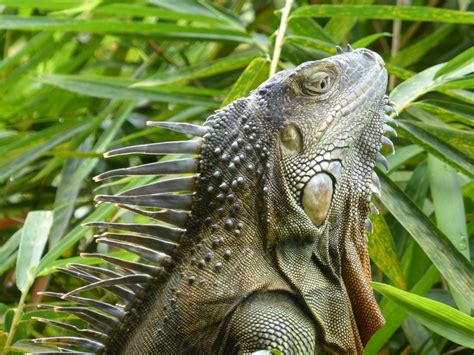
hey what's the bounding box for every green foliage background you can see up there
[0,0,473,353]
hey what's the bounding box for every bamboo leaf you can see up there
[0,16,251,43]
[284,36,335,55]
[372,282,474,348]
[367,213,407,290]
[133,52,259,87]
[391,25,454,68]
[379,171,473,307]
[287,17,335,43]
[397,120,474,178]
[409,120,474,156]
[435,47,474,79]
[390,61,474,112]
[387,145,424,173]
[0,122,92,184]
[427,155,470,313]
[408,100,474,127]
[366,266,440,353]
[16,211,53,292]
[291,5,474,24]
[222,57,270,106]
[352,32,391,49]
[42,75,219,106]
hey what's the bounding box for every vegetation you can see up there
[0,0,472,353]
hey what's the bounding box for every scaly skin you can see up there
[104,48,388,354]
[34,48,392,355]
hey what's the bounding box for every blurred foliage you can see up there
[0,0,472,354]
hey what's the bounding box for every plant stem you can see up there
[3,291,27,354]
[269,0,294,77]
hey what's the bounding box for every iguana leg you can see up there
[223,292,316,354]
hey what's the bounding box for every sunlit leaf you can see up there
[372,282,474,348]
[367,213,407,290]
[292,5,474,24]
[16,211,53,292]
[435,47,474,79]
[222,57,270,106]
[397,120,474,178]
[379,172,473,306]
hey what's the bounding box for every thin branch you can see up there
[3,291,27,354]
[390,0,411,90]
[269,0,294,77]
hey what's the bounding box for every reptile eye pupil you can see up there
[305,72,332,95]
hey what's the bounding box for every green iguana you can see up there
[33,46,397,354]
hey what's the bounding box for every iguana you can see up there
[33,46,397,354]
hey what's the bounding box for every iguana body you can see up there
[34,47,396,354]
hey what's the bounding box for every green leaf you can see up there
[409,120,474,156]
[372,282,474,348]
[0,16,251,43]
[291,5,474,24]
[284,36,335,55]
[0,229,22,277]
[35,177,153,275]
[367,213,407,290]
[0,0,80,10]
[95,3,230,25]
[391,25,454,68]
[133,52,259,87]
[222,57,270,106]
[379,171,473,307]
[408,100,474,127]
[390,61,473,112]
[435,47,474,79]
[15,211,53,292]
[386,144,424,174]
[0,229,21,267]
[351,32,391,49]
[428,155,470,313]
[323,0,375,43]
[42,75,219,107]
[397,120,474,178]
[0,122,91,184]
[366,266,440,353]
[287,17,335,43]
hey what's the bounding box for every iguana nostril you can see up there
[301,173,333,226]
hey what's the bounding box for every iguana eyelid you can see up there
[304,71,334,95]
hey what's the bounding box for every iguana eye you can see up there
[280,123,302,154]
[305,72,331,94]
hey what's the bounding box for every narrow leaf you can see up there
[428,155,470,313]
[0,16,251,43]
[222,57,270,106]
[397,120,474,178]
[435,47,474,79]
[366,266,440,353]
[16,211,53,292]
[372,282,474,348]
[42,75,219,107]
[291,5,474,24]
[367,213,407,290]
[379,171,473,307]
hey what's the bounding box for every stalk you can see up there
[269,0,294,77]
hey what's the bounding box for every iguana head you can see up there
[252,47,392,350]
